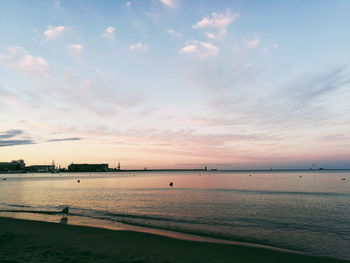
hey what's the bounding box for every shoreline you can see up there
[0,212,300,254]
[1,216,348,263]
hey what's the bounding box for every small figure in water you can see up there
[61,207,69,218]
[60,206,69,223]
[169,182,173,187]
[77,179,80,183]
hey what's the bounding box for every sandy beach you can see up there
[0,217,348,263]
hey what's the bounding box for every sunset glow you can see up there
[1,0,349,169]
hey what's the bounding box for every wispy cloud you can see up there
[179,41,219,58]
[206,66,350,131]
[129,42,148,51]
[185,116,242,127]
[45,69,144,116]
[1,45,146,120]
[285,66,350,107]
[81,127,292,167]
[46,137,83,142]
[0,130,23,139]
[43,25,68,40]
[0,47,49,77]
[200,42,219,57]
[204,32,221,40]
[124,1,132,8]
[193,11,240,29]
[245,36,260,48]
[0,130,34,147]
[67,44,83,58]
[166,29,181,38]
[0,130,84,147]
[0,140,34,147]
[193,10,240,39]
[159,0,177,9]
[102,26,116,38]
[179,44,197,54]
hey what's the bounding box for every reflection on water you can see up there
[60,216,68,224]
[0,171,349,260]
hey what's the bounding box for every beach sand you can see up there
[0,217,348,263]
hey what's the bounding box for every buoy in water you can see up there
[169,182,173,187]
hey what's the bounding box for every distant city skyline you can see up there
[1,0,350,169]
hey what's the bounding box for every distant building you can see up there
[68,163,109,172]
[0,160,25,172]
[26,165,54,173]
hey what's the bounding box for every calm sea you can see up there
[0,171,349,260]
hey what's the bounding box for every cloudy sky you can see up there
[0,0,349,169]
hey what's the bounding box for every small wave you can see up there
[128,188,350,197]
[74,208,258,229]
[6,204,32,208]
[208,188,350,197]
[0,209,62,215]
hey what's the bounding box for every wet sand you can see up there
[0,217,348,263]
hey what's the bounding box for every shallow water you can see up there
[0,171,349,260]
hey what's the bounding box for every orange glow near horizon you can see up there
[1,136,349,169]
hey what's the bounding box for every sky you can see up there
[0,0,350,169]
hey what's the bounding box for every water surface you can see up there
[0,171,349,260]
